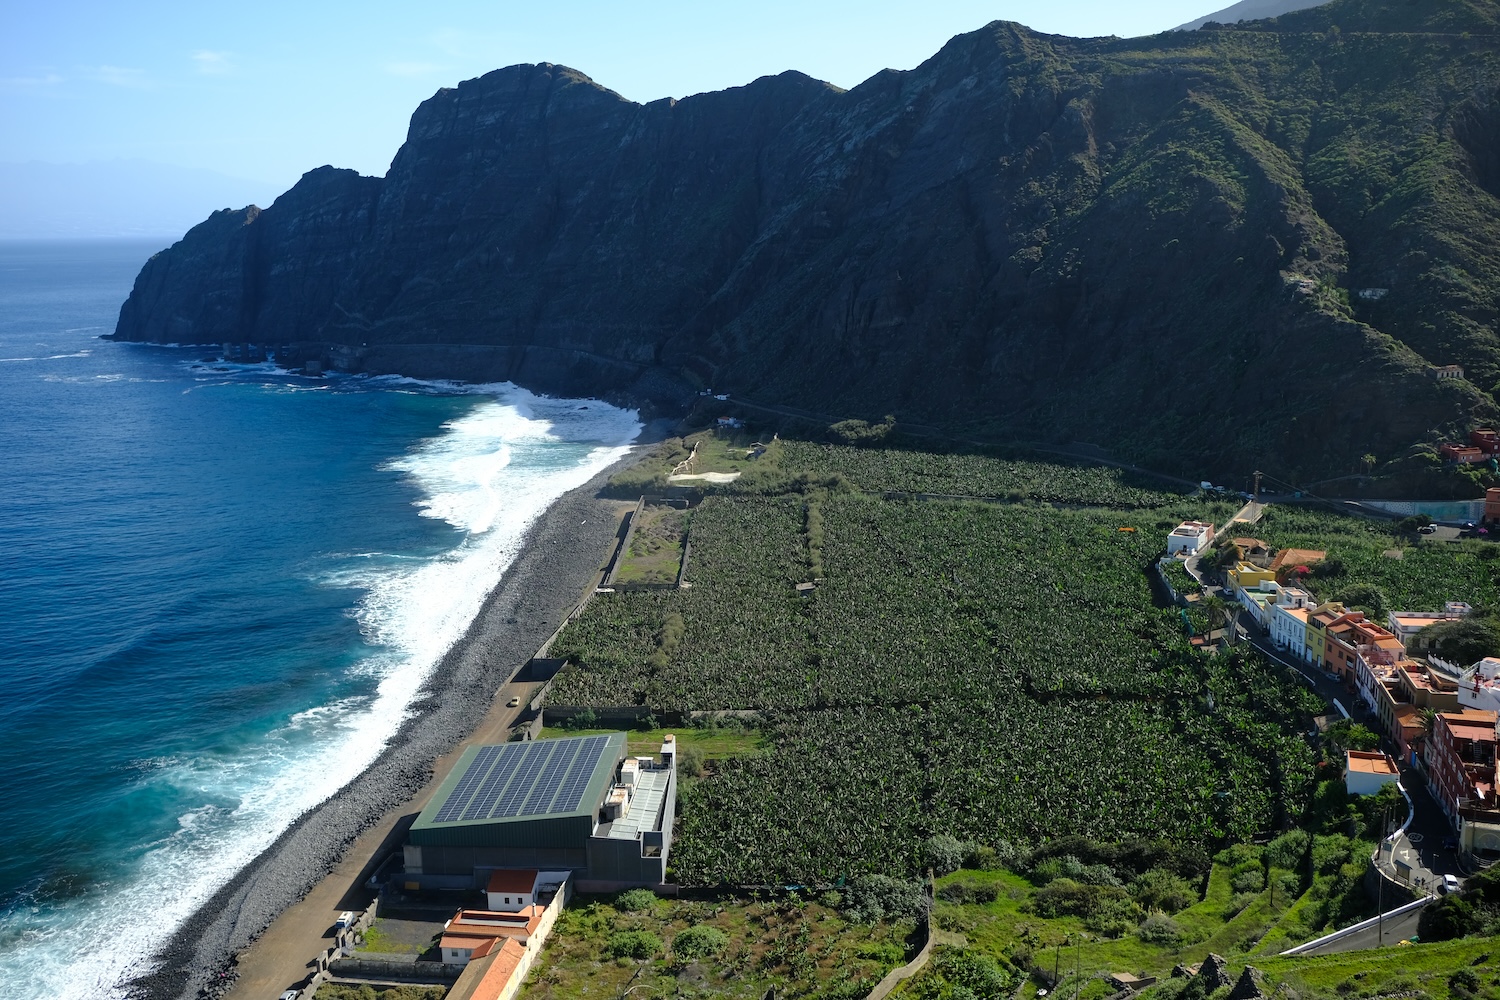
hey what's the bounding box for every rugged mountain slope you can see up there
[113,0,1500,482]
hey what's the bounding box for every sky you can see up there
[2,1,1223,193]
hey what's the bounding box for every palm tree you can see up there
[1203,595,1230,641]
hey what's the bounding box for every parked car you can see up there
[1418,524,1437,534]
[280,991,300,1000]
[335,910,355,929]
[507,695,521,707]
[1443,835,1459,851]
[1442,874,1462,894]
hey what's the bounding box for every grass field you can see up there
[517,891,913,1000]
[613,506,687,586]
[536,726,764,762]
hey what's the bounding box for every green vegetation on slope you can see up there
[517,891,912,1000]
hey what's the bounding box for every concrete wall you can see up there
[503,876,573,1000]
[586,834,666,885]
[404,844,588,882]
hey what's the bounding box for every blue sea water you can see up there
[0,240,640,998]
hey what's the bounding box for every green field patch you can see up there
[613,506,687,587]
[517,892,913,1000]
[537,726,765,763]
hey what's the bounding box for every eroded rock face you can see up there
[113,7,1500,479]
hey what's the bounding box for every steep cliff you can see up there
[113,0,1500,481]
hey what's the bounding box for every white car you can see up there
[1443,874,1462,894]
[335,910,355,929]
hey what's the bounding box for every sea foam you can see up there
[0,379,638,999]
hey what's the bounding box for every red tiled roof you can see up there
[487,869,538,894]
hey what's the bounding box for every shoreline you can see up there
[126,449,649,1000]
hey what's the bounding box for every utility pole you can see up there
[1073,936,1084,1000]
[1378,802,1389,948]
[1253,470,1263,502]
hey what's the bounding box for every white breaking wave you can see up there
[0,382,639,1000]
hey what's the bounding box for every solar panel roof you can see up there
[417,733,624,828]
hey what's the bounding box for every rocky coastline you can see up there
[125,454,642,1000]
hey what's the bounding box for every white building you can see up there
[1387,602,1472,652]
[1269,587,1313,656]
[1167,520,1216,557]
[1461,658,1500,716]
[1345,750,1401,796]
[486,869,538,911]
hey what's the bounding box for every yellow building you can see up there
[1305,602,1347,670]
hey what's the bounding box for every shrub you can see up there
[1334,582,1387,619]
[1033,855,1122,887]
[1449,968,1481,998]
[1224,891,1259,918]
[1425,616,1500,664]
[842,874,925,923]
[937,879,1002,905]
[1269,867,1302,901]
[925,834,966,875]
[676,745,705,778]
[931,948,1015,999]
[1231,867,1266,893]
[614,888,658,913]
[606,929,662,959]
[1137,912,1184,946]
[827,416,896,446]
[560,707,598,731]
[1264,829,1311,871]
[1087,894,1145,937]
[1033,878,1139,926]
[1130,868,1196,914]
[671,924,729,961]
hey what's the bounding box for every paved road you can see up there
[1302,905,1425,954]
[1224,596,1466,894]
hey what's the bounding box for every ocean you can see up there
[0,240,640,999]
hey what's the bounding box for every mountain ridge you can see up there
[1176,0,1333,32]
[111,0,1500,485]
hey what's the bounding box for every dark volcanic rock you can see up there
[113,0,1500,480]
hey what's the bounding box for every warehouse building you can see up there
[404,731,677,889]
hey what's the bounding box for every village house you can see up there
[1358,656,1460,761]
[1304,602,1348,667]
[1440,443,1487,464]
[1324,611,1380,680]
[1230,537,1273,568]
[1425,710,1500,855]
[1269,547,1327,577]
[1345,750,1401,797]
[440,907,546,965]
[1228,564,1279,628]
[445,937,528,1000]
[1268,587,1314,657]
[1388,602,1472,653]
[1167,520,1215,557]
[1461,658,1500,715]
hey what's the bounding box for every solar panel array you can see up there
[431,736,613,824]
